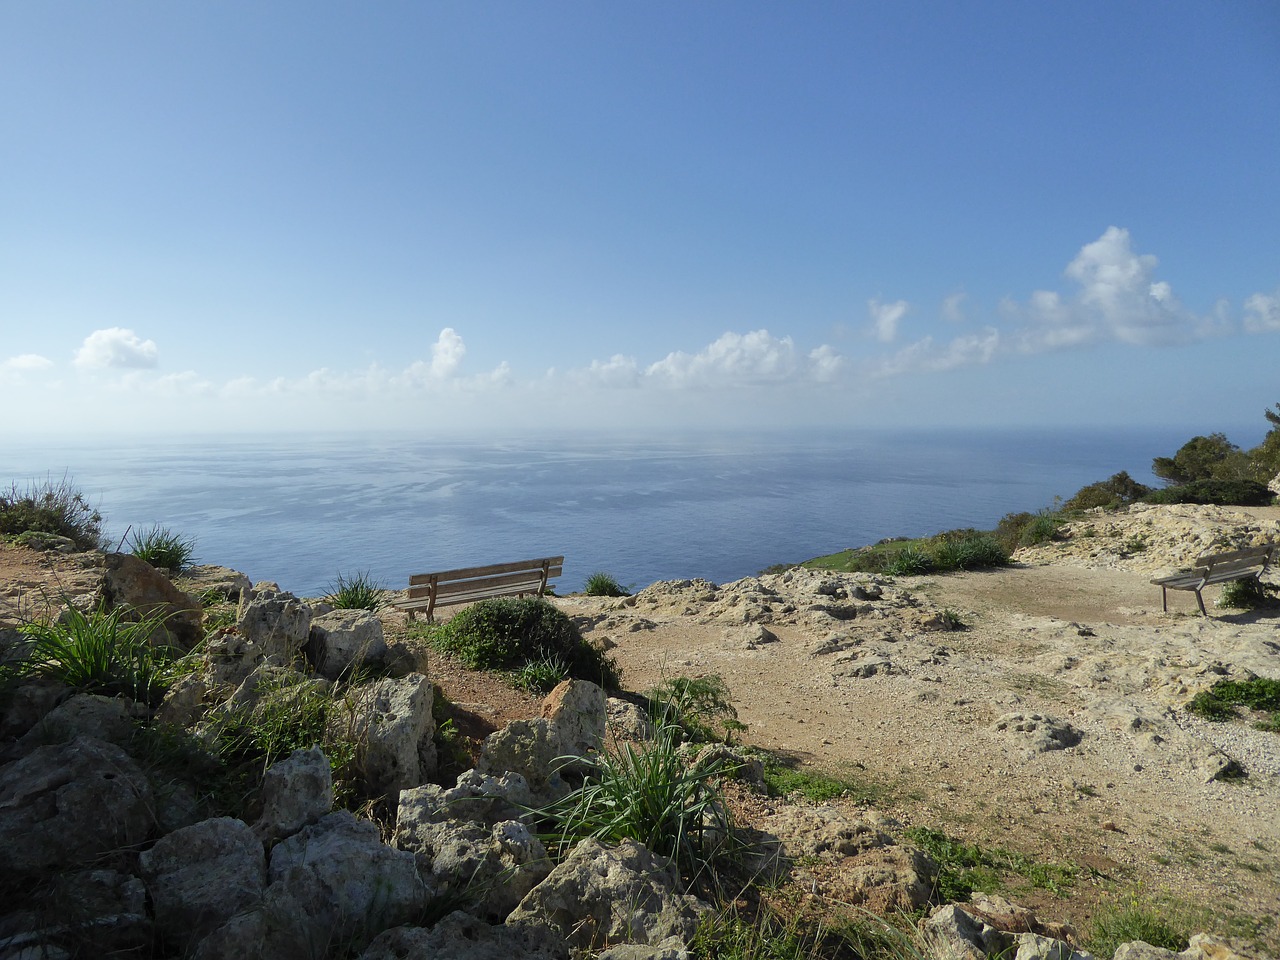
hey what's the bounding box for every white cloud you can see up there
[2,353,53,372]
[1244,290,1280,333]
[430,327,466,378]
[868,299,909,343]
[578,354,642,388]
[808,344,845,382]
[74,327,159,370]
[646,330,800,385]
[873,328,1000,377]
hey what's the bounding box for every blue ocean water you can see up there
[4,427,1197,596]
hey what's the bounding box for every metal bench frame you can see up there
[1151,543,1275,615]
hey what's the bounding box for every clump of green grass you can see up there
[429,596,619,690]
[510,653,569,692]
[0,476,104,550]
[538,714,739,886]
[757,752,886,805]
[903,826,1078,900]
[128,524,197,572]
[1187,677,1280,731]
[1086,896,1189,958]
[645,674,746,744]
[4,605,186,707]
[583,571,630,597]
[326,570,387,610]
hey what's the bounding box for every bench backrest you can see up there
[405,556,564,608]
[1193,543,1275,580]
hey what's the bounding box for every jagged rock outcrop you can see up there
[235,587,312,660]
[99,551,204,650]
[541,678,606,760]
[476,718,569,802]
[341,672,436,801]
[254,746,335,842]
[307,608,389,680]
[360,910,568,960]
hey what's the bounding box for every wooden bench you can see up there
[394,556,564,622]
[1151,543,1275,615]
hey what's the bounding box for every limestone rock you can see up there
[403,819,552,920]
[477,718,569,801]
[342,672,436,799]
[359,910,567,960]
[923,904,1015,960]
[395,769,535,841]
[607,697,654,741]
[0,869,149,957]
[1012,931,1093,959]
[254,747,334,842]
[99,552,203,650]
[138,816,267,950]
[13,692,142,754]
[235,588,312,660]
[506,837,706,951]
[541,678,606,759]
[0,735,154,875]
[177,564,253,603]
[264,811,427,956]
[991,713,1082,752]
[307,609,389,681]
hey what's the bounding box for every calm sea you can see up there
[4,427,1203,596]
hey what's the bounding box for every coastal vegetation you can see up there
[421,595,621,690]
[326,569,388,610]
[1187,677,1280,732]
[584,570,630,597]
[0,475,103,550]
[128,523,198,572]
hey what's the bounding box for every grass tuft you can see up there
[583,571,630,597]
[128,524,197,572]
[326,570,387,610]
[645,674,746,744]
[0,475,104,550]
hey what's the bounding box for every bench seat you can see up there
[394,556,564,622]
[1151,543,1275,615]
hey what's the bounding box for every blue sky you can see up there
[2,2,1278,438]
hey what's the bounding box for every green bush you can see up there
[0,476,103,550]
[1062,471,1153,511]
[1153,433,1251,485]
[805,530,1009,577]
[5,605,185,707]
[1142,479,1274,506]
[1087,899,1188,958]
[326,570,387,610]
[431,597,619,689]
[1216,577,1274,609]
[1187,677,1280,731]
[884,544,933,576]
[583,571,630,597]
[128,524,197,572]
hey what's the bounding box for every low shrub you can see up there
[128,524,197,572]
[326,570,387,610]
[1216,577,1274,609]
[903,826,1079,900]
[1187,677,1280,731]
[0,476,103,551]
[5,605,185,707]
[583,571,630,597]
[1087,897,1188,958]
[805,530,1009,577]
[510,653,570,693]
[430,597,619,689]
[1142,479,1274,507]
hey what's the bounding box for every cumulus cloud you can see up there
[430,327,466,378]
[873,328,1000,378]
[868,299,909,343]
[74,327,159,370]
[579,354,642,388]
[1244,290,1280,333]
[646,330,800,385]
[941,292,967,324]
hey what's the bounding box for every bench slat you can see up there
[409,557,565,586]
[434,570,558,599]
[1193,545,1273,566]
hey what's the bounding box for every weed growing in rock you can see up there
[0,476,104,550]
[128,524,197,572]
[326,570,387,610]
[5,605,186,707]
[645,674,746,744]
[583,571,630,597]
[539,716,739,886]
[510,653,569,692]
[430,597,619,690]
[756,752,887,805]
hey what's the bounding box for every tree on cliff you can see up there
[1152,433,1249,485]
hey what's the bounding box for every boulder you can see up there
[307,609,389,680]
[254,747,334,842]
[0,869,150,957]
[506,837,706,951]
[12,692,142,756]
[541,679,606,759]
[606,697,654,741]
[395,769,536,839]
[177,564,253,603]
[1011,932,1092,959]
[342,672,436,800]
[476,718,569,801]
[0,735,154,875]
[138,817,267,950]
[99,552,203,650]
[923,904,1016,960]
[359,910,567,960]
[264,811,427,955]
[403,819,552,920]
[235,589,312,660]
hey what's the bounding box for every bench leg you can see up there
[1194,589,1206,616]
[1161,586,1168,613]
